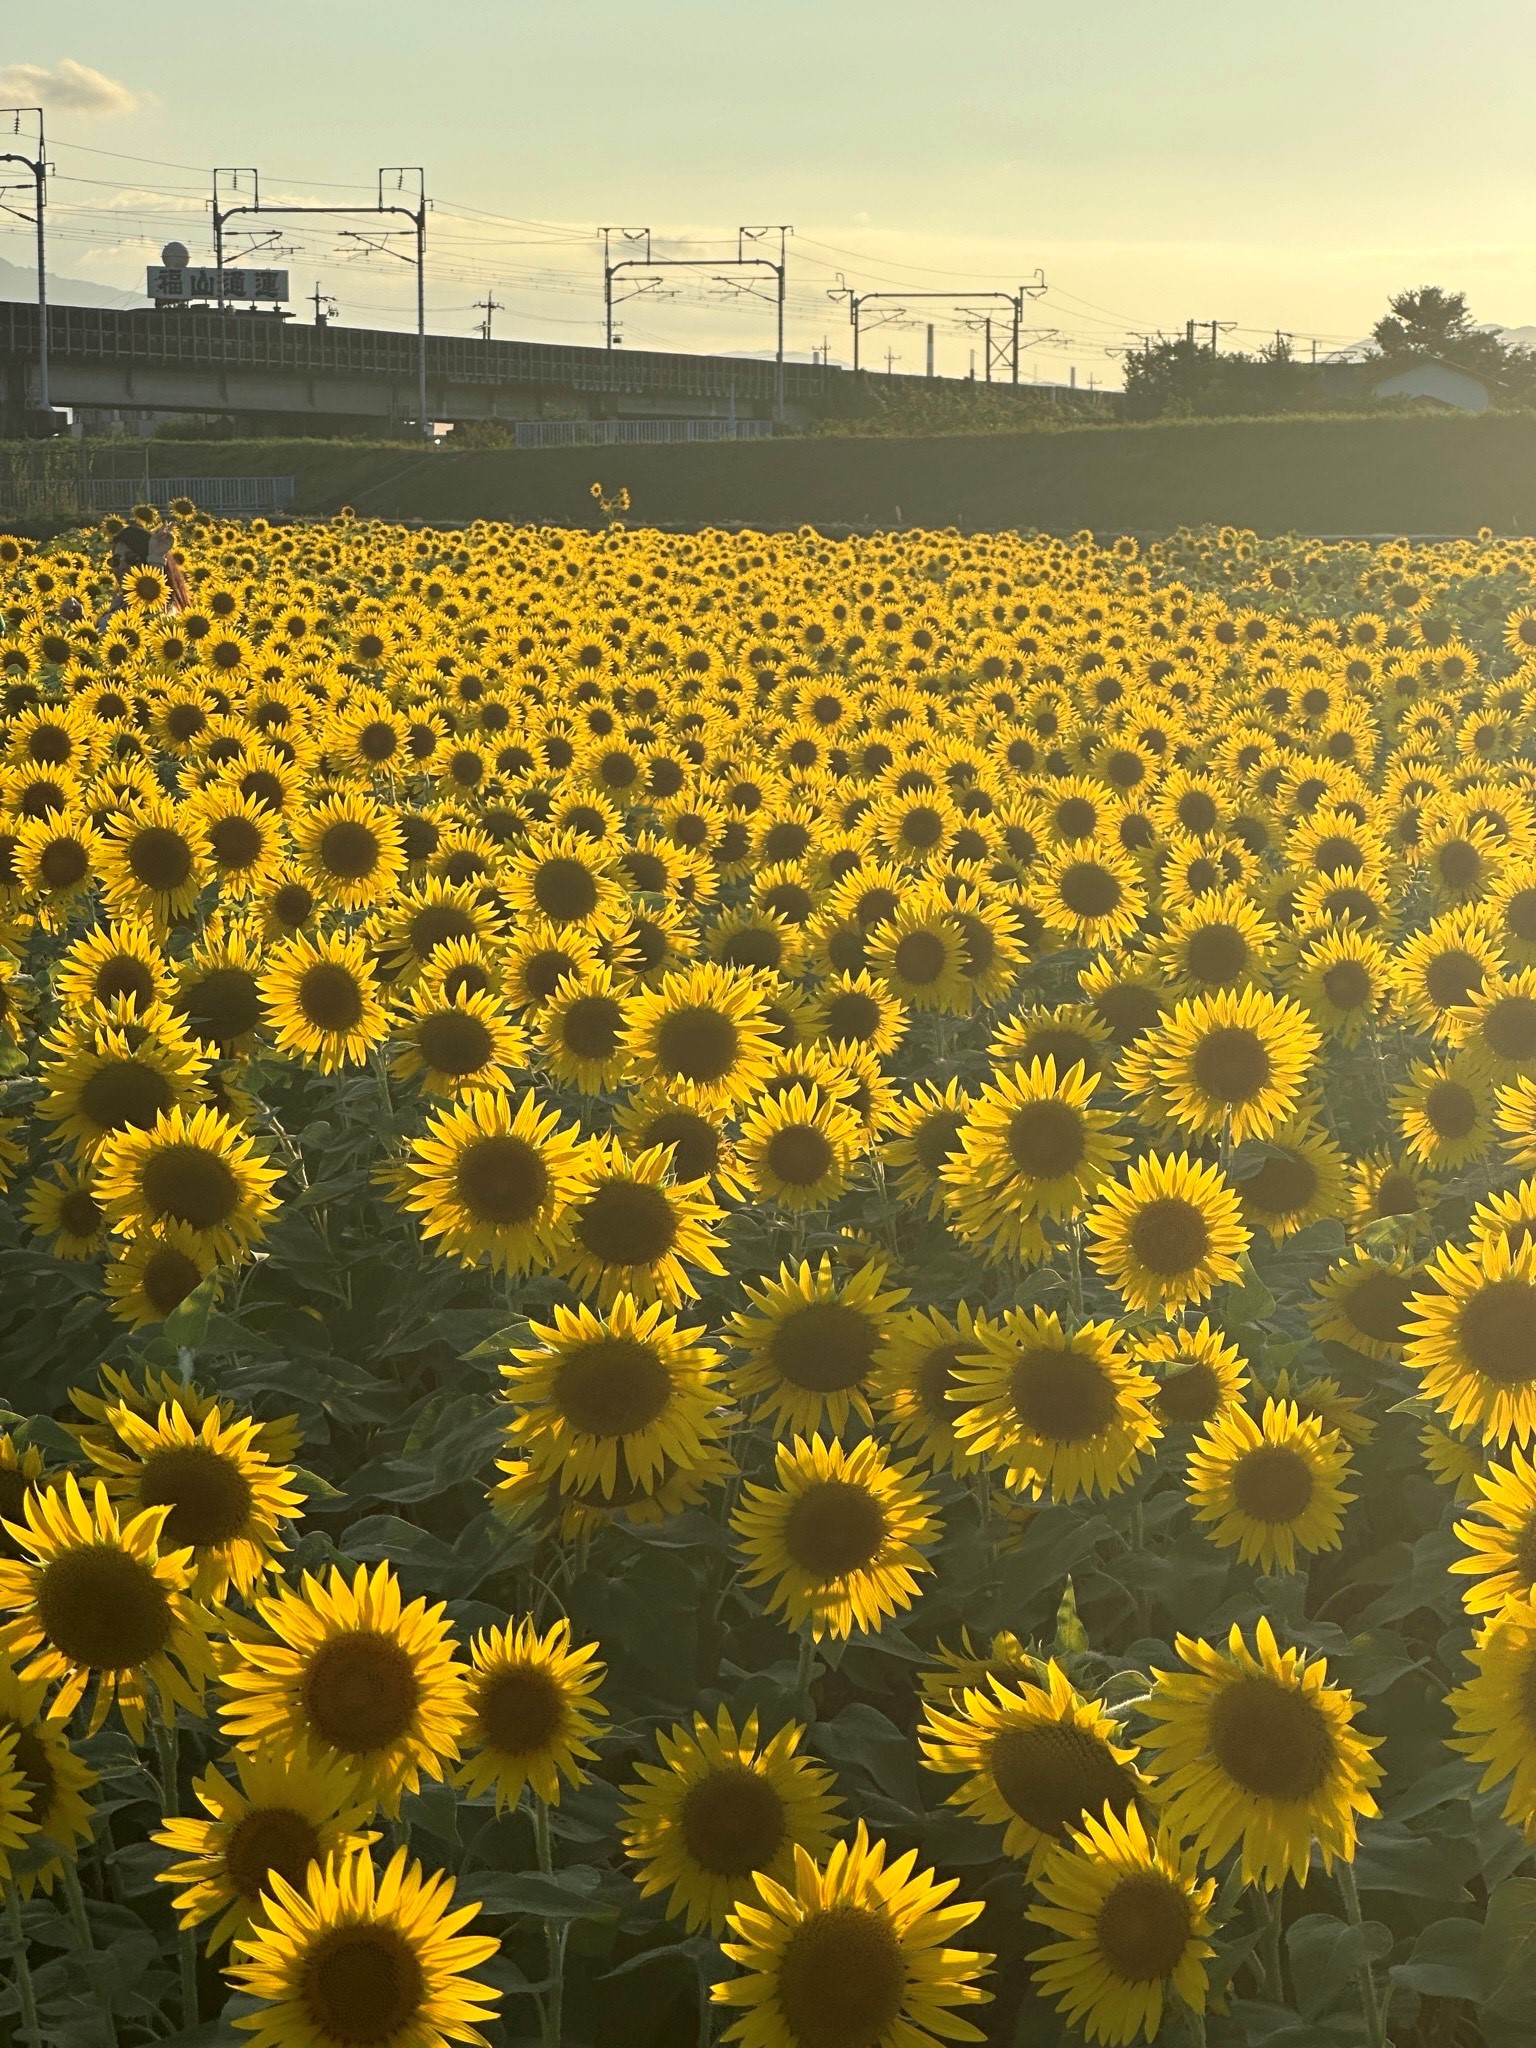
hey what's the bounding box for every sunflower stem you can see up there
[794,1631,818,1707]
[59,1860,93,1952]
[1336,1860,1388,2048]
[1256,1881,1285,2004]
[532,1798,565,2048]
[153,1717,200,2030]
[5,1884,42,2046]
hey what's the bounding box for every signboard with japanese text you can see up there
[147,267,291,303]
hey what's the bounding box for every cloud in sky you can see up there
[0,58,138,114]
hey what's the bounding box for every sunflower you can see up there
[1027,1804,1216,2048]
[919,1660,1146,1870]
[94,1102,280,1261]
[1403,1234,1536,1445]
[864,894,973,1014]
[615,1085,742,1195]
[220,1562,470,1815]
[622,1706,842,1935]
[0,1652,97,1894]
[1153,885,1277,995]
[1499,1075,1536,1170]
[259,927,390,1073]
[877,1077,971,1217]
[455,1615,607,1810]
[1310,1246,1428,1361]
[15,806,103,916]
[727,1254,909,1437]
[498,1292,723,1500]
[0,1725,37,1885]
[372,876,503,983]
[1077,950,1168,1050]
[1349,1148,1438,1244]
[1131,1319,1250,1432]
[534,963,635,1093]
[154,1743,377,1952]
[1289,923,1391,1042]
[1085,1153,1250,1318]
[100,793,209,927]
[503,824,623,929]
[1448,967,1536,1084]
[1134,986,1320,1148]
[21,1163,108,1259]
[872,1303,998,1478]
[1449,1589,1536,1835]
[712,1821,991,2048]
[1139,1617,1382,1887]
[623,961,778,1109]
[810,968,909,1057]
[737,1083,866,1212]
[943,1056,1127,1261]
[552,1138,726,1307]
[1185,1398,1354,1572]
[188,785,286,903]
[397,1087,585,1275]
[390,981,527,1099]
[917,1629,1044,1707]
[1033,842,1147,951]
[949,1307,1161,1502]
[226,1847,500,2048]
[1450,1444,1536,1614]
[1392,907,1504,1037]
[103,1222,221,1328]
[1234,1113,1349,1242]
[291,789,406,912]
[38,998,210,1158]
[84,1400,302,1601]
[733,1433,938,1641]
[0,1473,212,1738]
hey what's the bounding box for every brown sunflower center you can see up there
[1208,1675,1336,1800]
[1458,1280,1536,1386]
[560,994,625,1061]
[679,1762,787,1876]
[639,1110,719,1182]
[775,1905,906,2048]
[137,1443,255,1549]
[532,857,600,922]
[140,1242,205,1318]
[183,967,263,1045]
[139,1142,241,1232]
[1423,1081,1478,1140]
[1371,1171,1421,1219]
[1006,1099,1086,1180]
[1232,1443,1316,1522]
[770,1302,880,1393]
[1183,924,1251,985]
[1243,1150,1318,1218]
[1008,1346,1118,1443]
[575,1181,678,1267]
[39,837,90,890]
[892,931,949,986]
[224,1804,323,1900]
[1154,1359,1223,1426]
[454,1134,549,1225]
[58,1187,105,1238]
[126,826,194,893]
[1192,1027,1272,1104]
[784,1480,887,1578]
[1339,1268,1418,1347]
[407,903,477,957]
[299,1924,426,2046]
[552,1336,672,1436]
[986,1721,1137,1836]
[765,1124,837,1188]
[36,1543,173,1671]
[1058,862,1121,919]
[824,990,883,1042]
[916,1343,963,1421]
[1094,985,1163,1045]
[1128,1197,1212,1275]
[1425,949,1485,1010]
[474,1662,565,1755]
[1482,996,1536,1064]
[92,956,157,1007]
[416,1009,496,1077]
[297,961,366,1035]
[302,1630,421,1754]
[2,1718,57,1827]
[912,1109,966,1175]
[655,1005,740,1084]
[317,820,383,882]
[1095,1870,1193,1983]
[78,1059,176,1135]
[1322,960,1373,1010]
[209,816,266,870]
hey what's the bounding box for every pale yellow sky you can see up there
[4,3,1533,386]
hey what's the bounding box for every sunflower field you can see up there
[1,511,1536,2048]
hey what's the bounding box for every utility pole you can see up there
[925,323,935,378]
[604,225,791,421]
[885,346,896,375]
[310,281,338,327]
[474,291,504,342]
[0,107,49,420]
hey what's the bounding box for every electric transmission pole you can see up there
[474,292,504,342]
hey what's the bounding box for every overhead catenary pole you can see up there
[0,107,49,418]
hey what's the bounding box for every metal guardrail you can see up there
[512,419,774,448]
[81,476,297,513]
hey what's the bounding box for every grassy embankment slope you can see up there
[53,410,1536,533]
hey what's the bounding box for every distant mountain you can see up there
[0,255,141,310]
